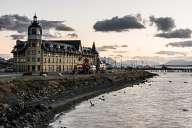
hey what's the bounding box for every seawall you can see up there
[0,70,157,128]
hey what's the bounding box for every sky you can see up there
[1,0,192,63]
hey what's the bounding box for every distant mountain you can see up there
[99,57,160,67]
[165,60,192,65]
[0,54,12,59]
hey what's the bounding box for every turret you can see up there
[92,42,96,52]
[26,14,42,72]
[28,14,42,40]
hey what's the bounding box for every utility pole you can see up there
[120,55,122,70]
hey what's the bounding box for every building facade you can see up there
[12,15,99,73]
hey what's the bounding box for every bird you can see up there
[99,97,105,101]
[90,100,94,107]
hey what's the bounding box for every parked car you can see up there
[0,68,5,72]
[90,65,96,73]
[5,67,13,72]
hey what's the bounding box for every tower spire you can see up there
[92,42,96,52]
[33,13,37,22]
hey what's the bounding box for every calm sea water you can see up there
[49,72,192,128]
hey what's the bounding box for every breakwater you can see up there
[0,70,156,128]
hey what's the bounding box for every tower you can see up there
[92,42,96,52]
[27,14,42,72]
[91,42,99,67]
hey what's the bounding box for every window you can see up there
[27,51,30,55]
[36,29,40,35]
[28,66,30,71]
[44,52,47,56]
[37,65,40,71]
[52,65,54,71]
[27,58,30,62]
[32,65,35,71]
[52,58,54,63]
[32,57,36,62]
[32,50,36,55]
[31,28,37,35]
[44,58,46,63]
[48,58,50,63]
[37,58,40,62]
[32,43,36,47]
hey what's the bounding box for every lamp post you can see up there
[120,55,122,70]
[16,49,18,73]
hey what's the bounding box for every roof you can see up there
[41,40,82,54]
[11,41,28,53]
[43,40,81,51]
[83,47,98,54]
[28,15,41,29]
[12,39,98,55]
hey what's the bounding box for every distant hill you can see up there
[0,54,12,59]
[165,60,192,65]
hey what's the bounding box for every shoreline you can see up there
[0,70,157,128]
[48,78,151,127]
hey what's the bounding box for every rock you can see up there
[34,104,47,111]
[0,104,9,111]
[182,109,189,112]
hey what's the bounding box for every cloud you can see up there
[0,14,74,39]
[97,44,129,52]
[0,14,30,33]
[40,20,74,31]
[150,16,175,32]
[43,32,62,39]
[10,34,25,40]
[93,15,145,32]
[66,33,78,38]
[97,45,118,52]
[9,31,63,40]
[155,51,186,56]
[155,29,192,38]
[115,50,128,53]
[167,40,192,47]
[121,44,128,47]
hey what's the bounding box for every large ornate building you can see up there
[12,15,99,73]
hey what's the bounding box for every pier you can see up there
[143,65,192,72]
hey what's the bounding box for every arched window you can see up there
[31,28,37,35]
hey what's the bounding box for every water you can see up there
[49,72,192,128]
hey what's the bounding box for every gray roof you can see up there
[12,40,98,55]
[11,41,28,53]
[42,40,82,53]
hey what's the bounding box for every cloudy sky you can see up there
[1,0,192,62]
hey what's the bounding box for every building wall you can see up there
[13,49,97,73]
[13,39,98,73]
[41,51,96,73]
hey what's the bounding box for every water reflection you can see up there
[49,73,192,128]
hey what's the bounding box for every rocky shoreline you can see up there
[0,70,157,128]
